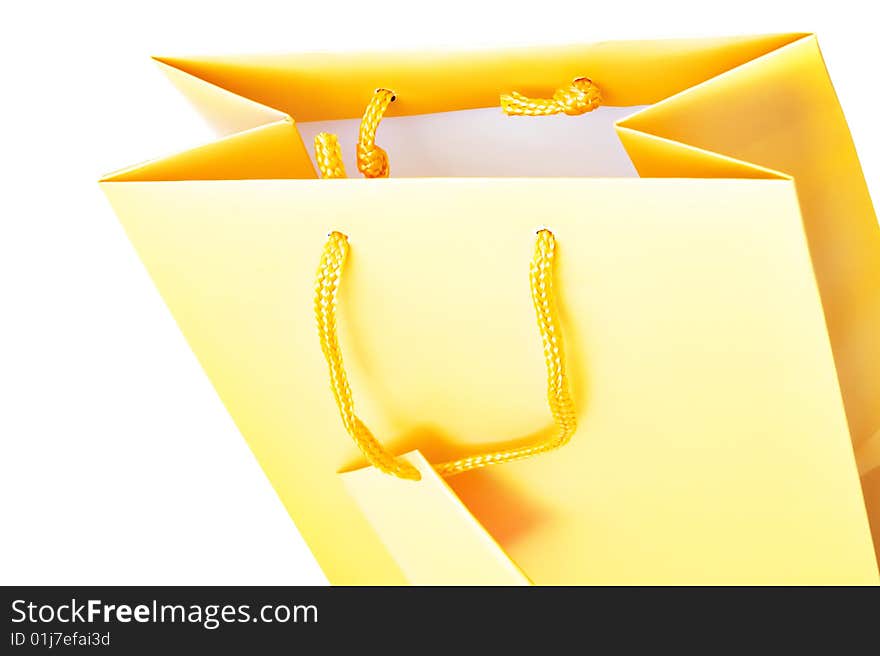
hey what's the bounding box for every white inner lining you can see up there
[297,105,647,178]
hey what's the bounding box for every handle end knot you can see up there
[502,77,601,117]
[356,142,390,178]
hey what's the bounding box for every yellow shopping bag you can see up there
[101,33,880,584]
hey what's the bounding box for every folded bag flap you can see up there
[341,451,531,585]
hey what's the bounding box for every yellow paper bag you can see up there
[101,33,880,584]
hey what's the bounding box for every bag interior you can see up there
[297,105,647,177]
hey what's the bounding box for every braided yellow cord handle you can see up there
[313,78,600,179]
[314,133,347,179]
[315,230,577,480]
[501,77,602,116]
[314,89,394,180]
[356,88,395,178]
[315,232,421,480]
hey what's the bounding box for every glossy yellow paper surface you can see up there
[101,34,880,584]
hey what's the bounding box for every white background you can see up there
[1,1,877,584]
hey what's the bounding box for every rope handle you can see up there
[501,77,601,117]
[315,229,577,481]
[311,77,589,478]
[313,77,601,179]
